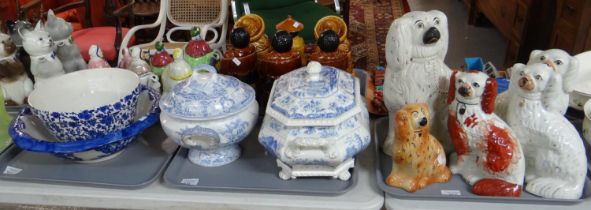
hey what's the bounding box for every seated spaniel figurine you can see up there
[447,70,525,197]
[506,62,587,199]
[386,103,451,192]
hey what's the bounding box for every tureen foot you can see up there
[275,158,355,180]
[188,145,241,167]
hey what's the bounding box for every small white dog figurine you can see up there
[383,10,452,155]
[506,62,587,199]
[448,71,525,197]
[496,49,579,119]
[21,21,65,87]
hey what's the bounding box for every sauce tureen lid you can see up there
[266,61,361,126]
[159,64,255,120]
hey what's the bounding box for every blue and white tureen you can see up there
[159,64,258,167]
[258,61,370,180]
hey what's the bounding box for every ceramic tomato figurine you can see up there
[150,41,173,76]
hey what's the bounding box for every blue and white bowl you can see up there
[160,64,258,167]
[9,68,160,162]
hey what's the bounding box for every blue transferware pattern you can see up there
[187,144,241,167]
[160,64,255,120]
[259,111,370,166]
[31,86,141,141]
[9,87,160,162]
[267,65,359,125]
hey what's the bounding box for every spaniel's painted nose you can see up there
[458,86,470,97]
[423,27,440,44]
[419,117,428,126]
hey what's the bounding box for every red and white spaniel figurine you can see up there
[447,70,525,197]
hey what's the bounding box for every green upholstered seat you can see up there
[233,0,338,44]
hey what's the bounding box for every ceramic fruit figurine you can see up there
[258,30,302,105]
[496,49,579,119]
[21,21,65,87]
[162,48,192,94]
[234,14,271,58]
[314,16,352,73]
[386,103,451,192]
[6,20,33,81]
[309,30,348,71]
[447,70,525,197]
[0,32,33,105]
[383,10,452,156]
[220,27,257,84]
[258,62,370,180]
[0,86,12,152]
[45,9,87,73]
[160,64,258,167]
[150,41,173,76]
[87,45,111,69]
[184,27,221,68]
[276,15,305,65]
[506,63,587,199]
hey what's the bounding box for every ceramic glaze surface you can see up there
[160,65,258,167]
[258,62,370,180]
[386,103,451,192]
[1,33,33,105]
[382,10,452,156]
[160,64,255,120]
[506,63,587,199]
[584,100,591,145]
[447,71,525,197]
[27,69,142,141]
[87,45,111,69]
[266,62,359,126]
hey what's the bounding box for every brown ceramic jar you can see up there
[220,27,258,84]
[314,16,352,73]
[257,30,301,105]
[309,30,349,72]
[234,14,272,59]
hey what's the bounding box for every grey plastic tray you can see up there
[162,69,368,195]
[163,119,359,195]
[374,116,591,204]
[0,123,179,189]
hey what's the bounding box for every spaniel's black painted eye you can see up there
[519,71,525,76]
[416,21,424,29]
[472,82,480,88]
[434,18,440,25]
[39,38,42,41]
[555,60,563,65]
[540,55,546,61]
[535,75,542,80]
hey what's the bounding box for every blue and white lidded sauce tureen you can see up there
[258,61,370,180]
[159,64,258,167]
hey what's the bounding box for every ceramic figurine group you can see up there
[1,10,114,106]
[382,10,588,200]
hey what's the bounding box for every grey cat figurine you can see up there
[45,9,86,73]
[5,20,33,82]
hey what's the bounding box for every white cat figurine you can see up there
[87,45,110,69]
[506,62,587,199]
[21,21,65,87]
[45,9,87,73]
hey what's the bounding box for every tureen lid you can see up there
[266,61,361,126]
[159,64,255,120]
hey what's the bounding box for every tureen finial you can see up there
[307,61,322,81]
